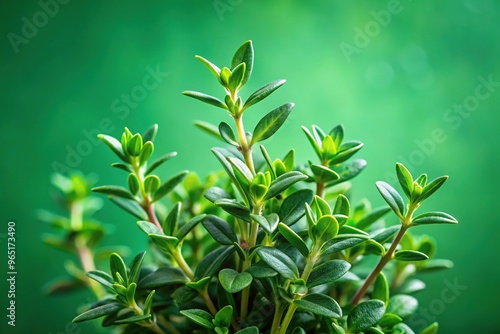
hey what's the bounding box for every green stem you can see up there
[316,181,325,198]
[234,115,255,175]
[145,203,163,232]
[74,236,104,299]
[351,225,408,305]
[270,302,285,334]
[171,249,194,281]
[200,289,218,316]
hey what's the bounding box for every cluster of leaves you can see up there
[44,41,458,334]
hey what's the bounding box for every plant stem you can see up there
[200,289,219,315]
[351,225,408,305]
[270,302,285,334]
[171,249,194,281]
[74,236,104,299]
[316,181,325,198]
[145,203,163,232]
[234,115,255,175]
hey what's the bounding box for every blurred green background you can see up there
[1,0,499,333]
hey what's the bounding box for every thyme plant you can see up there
[44,41,458,334]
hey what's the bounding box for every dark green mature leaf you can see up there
[148,234,179,251]
[251,103,294,145]
[378,313,403,328]
[375,181,405,218]
[257,247,299,280]
[347,300,386,333]
[329,159,367,186]
[278,223,309,258]
[110,197,148,220]
[419,322,439,334]
[214,305,233,329]
[418,259,454,273]
[175,214,206,241]
[194,246,236,280]
[364,239,386,256]
[204,186,231,203]
[356,206,391,230]
[321,234,368,255]
[419,176,448,202]
[110,253,127,284]
[372,272,389,305]
[307,260,351,288]
[128,251,146,284]
[219,269,253,293]
[136,220,162,235]
[86,271,114,290]
[114,314,151,324]
[138,267,188,289]
[371,225,400,244]
[183,91,227,109]
[97,134,129,162]
[142,124,158,143]
[291,328,307,334]
[251,213,279,235]
[294,293,342,318]
[73,302,122,323]
[146,152,177,175]
[180,309,214,329]
[265,171,308,200]
[219,122,239,147]
[246,261,277,278]
[231,40,253,86]
[214,199,251,222]
[153,170,189,202]
[244,80,286,109]
[333,194,350,226]
[93,186,134,200]
[235,327,259,334]
[279,189,314,226]
[195,55,221,81]
[163,202,181,236]
[203,215,238,245]
[411,212,458,226]
[396,163,413,199]
[387,294,418,318]
[395,250,429,262]
[311,215,339,245]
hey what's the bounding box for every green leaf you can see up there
[302,126,322,160]
[246,261,277,278]
[265,171,307,200]
[347,300,386,333]
[279,189,314,227]
[86,270,114,290]
[329,159,367,186]
[128,251,146,284]
[183,91,227,109]
[231,40,253,86]
[214,305,233,329]
[375,181,405,218]
[114,314,151,324]
[387,294,418,318]
[175,214,206,241]
[311,215,339,245]
[143,290,155,315]
[202,215,238,245]
[329,124,344,148]
[307,260,351,288]
[378,313,403,328]
[310,164,340,182]
[219,122,239,146]
[411,211,458,226]
[219,269,253,293]
[195,55,221,81]
[194,246,236,280]
[396,163,413,199]
[330,140,364,165]
[292,328,307,334]
[153,170,189,202]
[98,134,129,162]
[364,239,386,256]
[143,175,160,194]
[235,327,259,334]
[333,194,350,226]
[127,173,140,195]
[145,152,177,175]
[398,278,426,294]
[127,134,143,157]
[110,253,128,284]
[214,198,251,222]
[321,135,337,160]
[142,124,158,143]
[294,293,342,318]
[73,302,122,323]
[394,250,429,262]
[229,62,246,91]
[257,247,299,280]
[416,173,428,187]
[136,220,162,235]
[356,206,391,230]
[321,235,368,255]
[180,309,214,329]
[419,322,439,334]
[372,272,389,305]
[126,282,137,305]
[371,225,400,244]
[111,163,132,172]
[138,267,188,289]
[418,259,454,273]
[149,233,179,251]
[278,223,309,258]
[92,186,134,200]
[162,202,180,236]
[251,103,294,145]
[244,79,286,109]
[139,141,154,166]
[332,322,346,334]
[251,213,279,235]
[194,120,223,140]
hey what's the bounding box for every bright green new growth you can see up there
[42,40,457,334]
